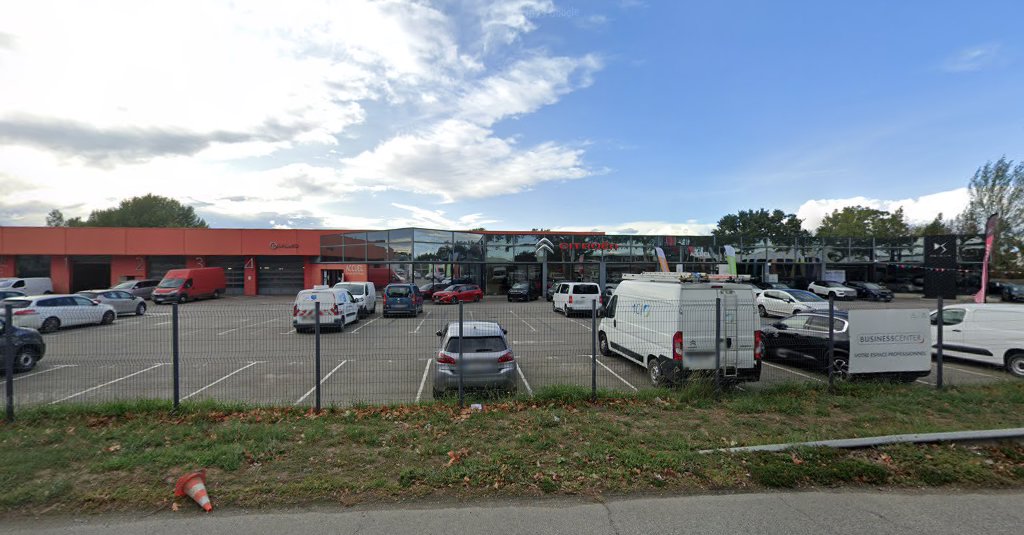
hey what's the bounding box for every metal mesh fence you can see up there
[2,293,1019,417]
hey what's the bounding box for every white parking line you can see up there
[566,317,592,331]
[295,360,348,405]
[916,379,934,386]
[13,364,77,381]
[516,364,534,396]
[509,310,537,332]
[182,361,263,400]
[280,328,296,335]
[581,355,638,391]
[154,321,171,326]
[410,311,432,334]
[50,363,166,404]
[246,318,281,329]
[415,358,433,402]
[943,363,1002,379]
[350,316,382,333]
[762,361,825,383]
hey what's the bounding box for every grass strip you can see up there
[2,381,1023,514]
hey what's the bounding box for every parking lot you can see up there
[4,294,1017,408]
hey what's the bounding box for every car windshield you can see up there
[512,283,528,290]
[77,292,99,298]
[442,285,460,292]
[336,283,364,295]
[771,283,790,289]
[3,299,31,309]
[861,283,882,290]
[158,278,184,288]
[825,282,845,287]
[386,286,411,297]
[0,280,13,288]
[445,336,507,353]
[788,290,825,302]
[113,281,135,289]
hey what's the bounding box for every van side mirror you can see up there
[435,330,443,336]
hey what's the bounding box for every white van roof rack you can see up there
[621,272,752,283]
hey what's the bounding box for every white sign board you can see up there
[848,309,932,374]
[824,270,846,283]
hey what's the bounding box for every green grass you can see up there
[2,381,1023,515]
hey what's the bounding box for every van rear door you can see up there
[718,288,757,375]
[295,290,340,325]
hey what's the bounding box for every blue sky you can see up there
[1,0,1022,233]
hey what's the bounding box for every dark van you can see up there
[382,284,423,317]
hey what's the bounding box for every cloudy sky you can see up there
[1,0,1022,234]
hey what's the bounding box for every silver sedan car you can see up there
[433,321,517,398]
[77,290,147,316]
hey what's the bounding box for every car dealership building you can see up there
[0,226,987,296]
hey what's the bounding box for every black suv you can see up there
[845,281,894,302]
[507,282,537,302]
[0,317,46,373]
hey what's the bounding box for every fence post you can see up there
[4,304,14,423]
[714,297,721,398]
[458,301,465,409]
[827,295,835,391]
[591,299,597,402]
[171,302,180,411]
[936,296,944,389]
[314,301,322,412]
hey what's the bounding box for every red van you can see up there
[152,268,227,304]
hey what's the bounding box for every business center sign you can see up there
[848,309,931,374]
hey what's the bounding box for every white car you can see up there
[757,289,830,318]
[930,304,1024,378]
[0,277,53,296]
[293,286,359,333]
[333,282,376,317]
[5,294,116,333]
[552,282,602,316]
[807,280,857,300]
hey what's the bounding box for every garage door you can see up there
[257,256,304,295]
[205,256,245,295]
[148,256,186,280]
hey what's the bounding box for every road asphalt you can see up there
[3,491,1023,535]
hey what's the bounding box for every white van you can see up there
[293,286,359,333]
[333,281,376,317]
[598,273,763,386]
[0,277,53,296]
[930,304,1024,377]
[552,282,602,316]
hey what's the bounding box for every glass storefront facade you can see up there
[320,228,988,295]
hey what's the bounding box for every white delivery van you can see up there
[552,282,602,316]
[333,281,377,317]
[930,304,1024,378]
[598,272,763,386]
[292,286,359,333]
[0,277,53,296]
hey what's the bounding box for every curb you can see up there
[698,427,1024,454]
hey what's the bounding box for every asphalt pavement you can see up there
[3,491,1023,535]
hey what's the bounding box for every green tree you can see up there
[73,194,208,228]
[816,206,910,239]
[916,213,953,236]
[45,209,65,227]
[712,208,808,244]
[956,157,1024,271]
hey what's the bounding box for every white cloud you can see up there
[0,1,603,225]
[796,188,969,230]
[555,220,716,235]
[942,43,1002,73]
[386,203,499,229]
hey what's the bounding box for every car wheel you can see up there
[101,311,115,325]
[758,305,768,318]
[1006,352,1024,378]
[648,357,665,387]
[831,351,850,380]
[14,346,40,372]
[40,317,61,333]
[475,296,481,302]
[213,290,221,299]
[827,292,837,300]
[599,332,612,357]
[135,303,147,316]
[507,296,512,302]
[178,294,188,304]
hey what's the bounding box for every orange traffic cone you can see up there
[174,470,212,512]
